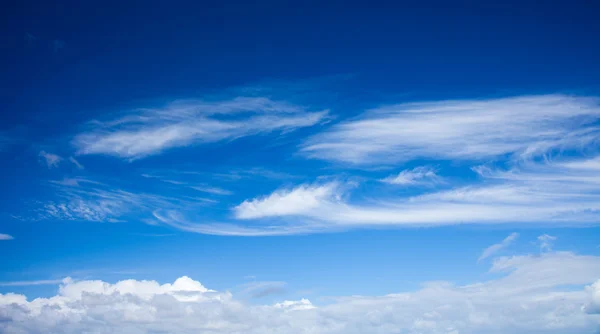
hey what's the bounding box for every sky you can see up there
[1,1,600,333]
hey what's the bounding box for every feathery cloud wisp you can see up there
[0,233,14,240]
[478,233,519,262]
[39,151,62,168]
[73,97,328,160]
[303,95,600,164]
[382,166,442,186]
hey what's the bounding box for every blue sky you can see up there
[2,1,600,333]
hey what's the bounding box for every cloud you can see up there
[584,280,600,314]
[0,234,13,241]
[239,281,287,299]
[39,151,62,168]
[234,183,341,219]
[303,95,600,164]
[39,180,191,223]
[1,251,600,333]
[382,166,442,186]
[477,232,519,262]
[182,155,600,235]
[538,234,558,252]
[0,279,63,287]
[73,97,328,160]
[189,186,233,196]
[69,156,84,169]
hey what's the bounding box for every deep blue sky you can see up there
[1,0,600,316]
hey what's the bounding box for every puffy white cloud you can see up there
[303,95,600,164]
[73,97,328,160]
[1,252,600,333]
[234,183,341,219]
[478,232,519,262]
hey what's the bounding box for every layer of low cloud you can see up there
[1,251,600,333]
[303,95,600,164]
[73,97,328,160]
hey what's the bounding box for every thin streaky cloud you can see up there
[69,157,84,169]
[302,95,600,165]
[382,166,442,186]
[478,232,519,262]
[73,97,328,160]
[0,279,63,287]
[0,233,14,240]
[189,186,232,196]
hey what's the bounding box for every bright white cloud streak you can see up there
[303,95,600,164]
[74,97,328,160]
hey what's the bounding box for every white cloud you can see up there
[39,151,62,168]
[189,186,233,196]
[73,97,328,160]
[303,95,600,164]
[382,166,442,186]
[584,280,600,314]
[1,251,600,333]
[0,279,63,287]
[0,233,13,240]
[68,156,84,169]
[538,234,558,252]
[188,155,600,235]
[234,183,340,219]
[477,232,519,262]
[238,281,287,299]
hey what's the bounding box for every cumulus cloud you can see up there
[302,95,600,164]
[382,166,442,186]
[0,233,14,240]
[73,97,328,160]
[39,151,62,168]
[1,252,600,333]
[477,232,519,262]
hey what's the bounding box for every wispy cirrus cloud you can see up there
[0,234,14,241]
[0,279,63,287]
[538,234,558,252]
[39,151,62,168]
[382,166,442,186]
[478,232,519,262]
[302,95,600,164]
[196,155,600,235]
[68,156,84,169]
[73,97,328,160]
